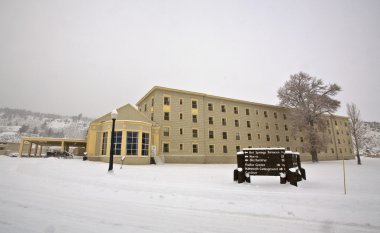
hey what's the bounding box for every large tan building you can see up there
[85,86,354,164]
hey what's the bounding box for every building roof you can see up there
[136,86,287,109]
[91,103,155,124]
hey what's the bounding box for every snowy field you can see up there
[0,156,379,233]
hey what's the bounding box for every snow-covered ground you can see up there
[0,156,379,233]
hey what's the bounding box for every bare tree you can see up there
[278,72,341,162]
[346,103,364,165]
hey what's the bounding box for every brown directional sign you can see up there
[243,149,286,176]
[234,148,306,186]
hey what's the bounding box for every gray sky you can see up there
[1,0,379,121]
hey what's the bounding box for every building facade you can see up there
[85,86,354,164]
[135,86,354,163]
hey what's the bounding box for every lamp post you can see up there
[108,109,118,172]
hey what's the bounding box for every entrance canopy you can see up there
[19,137,87,156]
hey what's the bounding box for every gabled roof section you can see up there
[92,104,154,124]
[136,86,285,109]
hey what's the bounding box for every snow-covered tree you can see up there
[347,103,365,164]
[277,72,341,162]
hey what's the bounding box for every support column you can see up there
[28,143,32,156]
[39,146,43,156]
[18,139,24,157]
[138,130,142,156]
[61,141,65,152]
[121,130,126,156]
[34,144,38,156]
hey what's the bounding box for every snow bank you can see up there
[0,156,379,233]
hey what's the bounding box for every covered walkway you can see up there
[18,137,87,157]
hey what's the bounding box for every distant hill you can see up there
[0,107,92,143]
[362,121,380,156]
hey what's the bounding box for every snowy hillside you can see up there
[0,156,379,233]
[362,122,380,156]
[0,108,92,142]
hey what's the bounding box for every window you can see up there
[328,129,331,134]
[223,145,228,153]
[209,145,215,153]
[264,111,268,118]
[335,121,338,126]
[338,139,341,144]
[151,98,154,106]
[208,103,213,111]
[331,148,335,153]
[275,124,279,130]
[192,100,198,109]
[222,118,227,126]
[179,98,183,105]
[344,122,348,127]
[247,121,251,128]
[257,122,260,128]
[144,104,147,112]
[266,135,270,142]
[209,130,214,139]
[179,113,183,120]
[222,132,228,139]
[265,123,269,130]
[192,129,198,138]
[339,148,343,154]
[101,132,108,155]
[287,147,291,151]
[256,110,259,115]
[179,128,183,135]
[141,133,149,156]
[246,108,250,115]
[236,146,241,152]
[234,107,239,114]
[302,147,305,153]
[235,120,239,127]
[151,113,154,121]
[300,137,304,142]
[286,136,289,142]
[236,133,240,140]
[163,127,170,136]
[283,114,287,120]
[221,105,226,112]
[164,96,170,105]
[126,131,139,155]
[164,112,170,121]
[209,117,214,125]
[163,143,169,153]
[193,144,198,153]
[274,112,277,119]
[192,115,198,123]
[248,133,252,140]
[257,134,261,140]
[113,131,122,155]
[276,135,280,142]
[284,124,288,131]
[180,144,183,150]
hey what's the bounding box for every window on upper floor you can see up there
[234,107,239,114]
[164,96,170,105]
[192,100,198,109]
[164,112,170,121]
[208,103,213,111]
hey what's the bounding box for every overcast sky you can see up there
[0,0,379,121]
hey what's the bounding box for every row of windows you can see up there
[162,143,353,155]
[162,127,305,142]
[158,96,287,118]
[144,97,348,129]
[101,131,150,156]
